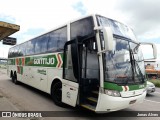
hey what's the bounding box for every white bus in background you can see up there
[7,14,157,112]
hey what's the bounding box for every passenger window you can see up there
[71,17,94,40]
[26,40,36,55]
[48,26,67,52]
[35,35,49,54]
[19,43,26,56]
[8,48,12,58]
[14,46,19,57]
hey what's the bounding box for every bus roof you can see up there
[0,21,20,41]
[9,14,96,48]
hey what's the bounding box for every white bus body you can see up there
[7,14,156,112]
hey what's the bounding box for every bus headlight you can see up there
[104,89,121,97]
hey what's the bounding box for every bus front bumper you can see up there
[95,91,146,112]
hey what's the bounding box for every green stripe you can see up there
[8,59,15,65]
[104,82,123,91]
[104,81,146,91]
[25,53,63,67]
[8,53,63,68]
[19,58,22,65]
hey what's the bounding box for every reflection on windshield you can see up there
[105,37,145,85]
[97,15,145,85]
[97,15,137,42]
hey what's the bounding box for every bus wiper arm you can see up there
[129,49,135,82]
[130,49,144,83]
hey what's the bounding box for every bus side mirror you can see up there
[140,42,157,60]
[102,27,114,51]
[94,26,114,54]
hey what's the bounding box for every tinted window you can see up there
[13,46,19,57]
[26,40,36,55]
[11,47,15,57]
[35,34,49,54]
[71,17,94,40]
[48,26,67,52]
[19,43,26,56]
[8,48,13,58]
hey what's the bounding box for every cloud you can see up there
[0,0,82,57]
[78,0,160,43]
[0,0,160,59]
[72,1,87,15]
[115,0,160,40]
[141,44,160,60]
[0,43,10,58]
[0,0,81,34]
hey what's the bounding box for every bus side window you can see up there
[57,27,67,51]
[48,31,58,52]
[70,17,94,40]
[35,35,48,54]
[8,48,12,58]
[11,47,15,57]
[19,43,26,56]
[14,46,19,57]
[26,40,36,55]
[47,26,67,52]
[41,35,49,53]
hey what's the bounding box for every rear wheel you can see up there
[11,76,14,83]
[13,72,18,85]
[51,82,63,106]
[11,72,14,83]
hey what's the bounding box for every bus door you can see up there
[62,40,80,107]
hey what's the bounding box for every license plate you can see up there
[129,100,136,104]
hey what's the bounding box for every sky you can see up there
[0,0,160,60]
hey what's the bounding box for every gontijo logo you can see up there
[31,53,63,68]
[34,58,55,65]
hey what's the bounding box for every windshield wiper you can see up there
[129,49,135,83]
[129,49,145,83]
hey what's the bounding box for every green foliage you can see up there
[0,64,7,69]
[149,79,160,88]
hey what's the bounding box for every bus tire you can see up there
[51,82,63,106]
[10,71,13,78]
[11,71,14,82]
[13,72,18,85]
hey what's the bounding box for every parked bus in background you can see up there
[7,14,157,112]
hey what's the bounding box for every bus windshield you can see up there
[97,15,145,85]
[97,15,137,42]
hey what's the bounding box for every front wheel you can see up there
[51,82,63,106]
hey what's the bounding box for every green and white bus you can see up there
[7,14,157,112]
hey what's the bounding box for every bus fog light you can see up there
[104,89,121,97]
